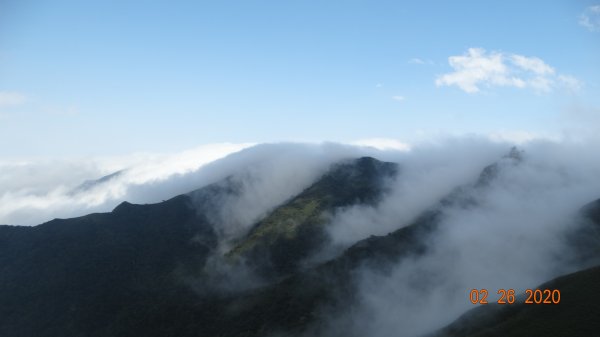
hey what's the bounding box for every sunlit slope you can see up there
[227,156,398,276]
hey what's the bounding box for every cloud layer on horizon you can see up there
[0,143,254,225]
[1,135,595,228]
[0,142,394,227]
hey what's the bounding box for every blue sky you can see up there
[1,0,599,157]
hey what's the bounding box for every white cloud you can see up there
[436,48,580,94]
[487,130,557,144]
[435,48,520,93]
[409,58,434,65]
[579,5,600,32]
[391,95,405,101]
[510,54,554,75]
[0,91,26,107]
[0,142,400,227]
[0,143,255,225]
[351,138,411,151]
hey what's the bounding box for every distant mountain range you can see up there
[1,152,599,337]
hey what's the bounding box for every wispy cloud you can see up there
[487,130,557,144]
[391,95,405,101]
[0,91,26,107]
[579,5,600,32]
[558,75,583,92]
[435,48,581,94]
[509,54,554,75]
[409,58,434,65]
[42,104,81,116]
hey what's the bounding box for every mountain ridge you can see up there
[1,151,599,337]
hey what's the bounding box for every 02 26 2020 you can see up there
[469,288,560,304]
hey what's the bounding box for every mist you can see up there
[0,141,392,227]
[311,139,600,337]
[0,143,253,225]
[327,139,509,246]
[186,142,382,240]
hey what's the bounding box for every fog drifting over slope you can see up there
[312,140,600,337]
[0,141,392,226]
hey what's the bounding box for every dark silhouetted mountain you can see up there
[0,195,217,337]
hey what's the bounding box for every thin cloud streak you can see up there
[0,91,26,107]
[579,5,600,32]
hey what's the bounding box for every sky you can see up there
[1,0,600,157]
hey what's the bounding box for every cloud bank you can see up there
[0,142,396,227]
[0,143,254,225]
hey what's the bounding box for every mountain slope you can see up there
[226,156,398,277]
[0,194,216,337]
[169,152,529,336]
[0,153,519,337]
[0,156,398,337]
[1,152,598,337]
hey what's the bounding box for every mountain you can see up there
[0,156,397,337]
[226,156,398,278]
[0,152,598,337]
[0,194,217,337]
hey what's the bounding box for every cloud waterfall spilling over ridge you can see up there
[0,142,395,227]
[311,140,600,337]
